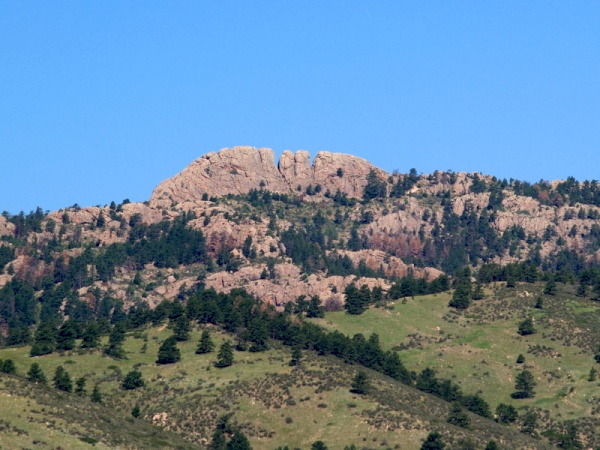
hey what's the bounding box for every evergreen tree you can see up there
[1,359,16,374]
[56,320,78,351]
[215,341,234,368]
[27,363,47,384]
[122,370,145,390]
[104,324,126,359]
[311,442,328,450]
[495,403,518,424]
[289,346,302,366]
[344,284,367,315]
[544,278,557,295]
[173,314,191,342]
[196,330,215,354]
[80,322,101,348]
[350,370,369,394]
[75,377,87,396]
[306,295,325,318]
[484,442,499,450]
[132,405,141,418]
[420,432,446,450]
[516,353,525,364]
[518,318,536,336]
[157,336,181,364]
[30,322,57,356]
[449,281,471,310]
[53,366,73,392]
[447,402,470,429]
[91,385,102,403]
[557,424,583,450]
[227,430,252,450]
[513,370,536,398]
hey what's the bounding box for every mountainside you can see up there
[1,146,600,448]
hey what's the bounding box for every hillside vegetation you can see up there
[1,147,600,448]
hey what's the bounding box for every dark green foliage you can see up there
[512,370,536,398]
[449,281,471,310]
[80,322,101,348]
[447,402,470,429]
[91,385,102,403]
[104,324,126,359]
[544,278,557,295]
[555,424,583,449]
[75,377,87,396]
[196,330,215,354]
[589,367,597,381]
[122,370,145,390]
[1,358,16,374]
[496,403,518,424]
[132,405,141,418]
[173,314,191,342]
[30,322,57,356]
[363,170,387,201]
[516,353,525,364]
[344,283,368,315]
[157,336,181,364]
[53,366,73,392]
[289,346,302,366]
[534,296,544,309]
[350,370,369,394]
[215,341,234,368]
[311,441,328,450]
[227,430,252,450]
[56,319,79,351]
[484,441,499,450]
[518,318,536,336]
[420,432,446,449]
[27,363,47,384]
[306,295,325,318]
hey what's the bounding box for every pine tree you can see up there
[53,366,73,392]
[513,369,536,398]
[215,341,234,368]
[122,370,145,390]
[80,322,100,349]
[27,363,47,384]
[306,295,325,318]
[196,330,215,354]
[132,405,141,418]
[75,377,87,396]
[518,318,536,336]
[344,284,367,315]
[516,353,525,364]
[289,346,302,366]
[350,371,369,394]
[30,322,57,356]
[157,336,181,364]
[449,281,471,309]
[104,324,126,359]
[91,385,102,403]
[1,359,16,374]
[447,402,470,428]
[173,314,191,342]
[227,430,252,450]
[420,432,446,450]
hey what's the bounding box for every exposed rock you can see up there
[0,217,14,237]
[150,146,386,206]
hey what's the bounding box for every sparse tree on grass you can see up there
[420,432,446,450]
[53,366,73,392]
[27,363,47,384]
[350,370,370,394]
[75,377,87,396]
[513,370,536,398]
[122,370,144,390]
[447,402,470,429]
[215,341,234,368]
[91,385,102,403]
[157,336,181,364]
[196,330,215,354]
[289,346,302,366]
[518,318,536,336]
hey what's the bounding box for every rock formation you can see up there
[150,146,385,206]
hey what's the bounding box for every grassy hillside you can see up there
[310,281,600,446]
[0,324,554,450]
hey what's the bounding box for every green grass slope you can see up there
[0,325,552,450]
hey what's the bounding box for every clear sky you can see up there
[1,1,599,214]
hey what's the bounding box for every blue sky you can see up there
[1,2,599,214]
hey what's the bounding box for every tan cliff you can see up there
[150,146,386,206]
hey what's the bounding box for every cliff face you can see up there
[150,146,385,206]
